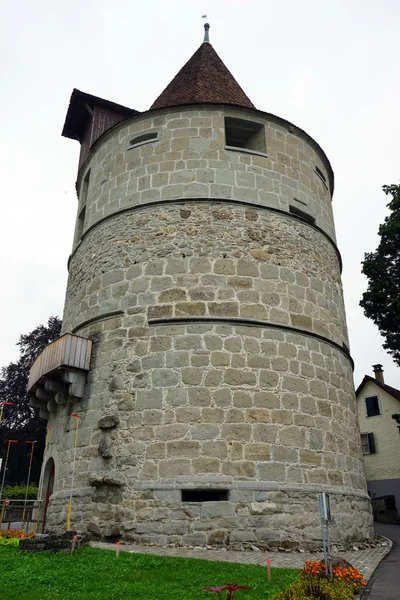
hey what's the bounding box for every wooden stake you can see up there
[266,559,271,582]
[116,541,120,558]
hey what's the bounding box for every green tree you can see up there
[0,316,62,485]
[360,184,400,366]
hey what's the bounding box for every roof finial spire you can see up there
[203,22,210,43]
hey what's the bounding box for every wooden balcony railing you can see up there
[27,334,92,394]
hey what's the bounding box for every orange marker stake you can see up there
[266,559,271,582]
[0,440,18,502]
[71,534,78,555]
[116,541,120,558]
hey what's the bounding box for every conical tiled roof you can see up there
[150,42,255,111]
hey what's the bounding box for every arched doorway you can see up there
[42,458,55,531]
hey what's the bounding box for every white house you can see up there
[356,364,400,522]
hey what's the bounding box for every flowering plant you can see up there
[203,584,252,599]
[303,560,366,593]
[0,529,34,547]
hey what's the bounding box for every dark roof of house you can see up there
[62,89,139,141]
[150,42,255,111]
[355,375,400,402]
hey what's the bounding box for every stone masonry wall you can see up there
[72,106,335,245]
[63,205,348,347]
[44,316,371,545]
[42,106,372,546]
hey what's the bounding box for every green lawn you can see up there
[0,546,298,599]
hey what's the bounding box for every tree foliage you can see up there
[360,184,400,366]
[0,316,62,485]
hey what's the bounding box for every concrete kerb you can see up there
[358,535,393,599]
[92,537,392,593]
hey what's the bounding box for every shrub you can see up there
[2,483,38,501]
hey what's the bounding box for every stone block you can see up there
[166,351,190,368]
[208,302,238,317]
[211,351,231,367]
[155,424,189,441]
[300,450,322,466]
[188,387,211,406]
[214,259,236,275]
[182,368,203,385]
[162,521,188,535]
[252,424,278,444]
[159,288,187,304]
[246,409,270,423]
[232,391,252,408]
[146,442,166,459]
[224,369,256,387]
[152,369,180,387]
[98,415,120,430]
[230,529,257,542]
[142,409,163,425]
[176,407,201,422]
[226,409,245,423]
[191,424,220,440]
[136,389,163,409]
[176,302,206,316]
[221,424,252,441]
[207,528,230,546]
[192,458,221,473]
[257,462,285,481]
[278,426,306,448]
[221,460,255,477]
[244,444,270,461]
[165,389,188,406]
[201,501,234,518]
[201,441,228,459]
[167,441,201,458]
[272,445,298,463]
[259,370,279,389]
[159,459,191,477]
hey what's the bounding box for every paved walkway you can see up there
[363,523,400,599]
[92,537,391,583]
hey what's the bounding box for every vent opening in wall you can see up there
[181,489,229,502]
[75,205,86,243]
[129,132,158,148]
[289,204,316,225]
[80,169,90,206]
[225,117,266,154]
[315,166,328,189]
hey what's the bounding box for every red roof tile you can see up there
[150,42,255,111]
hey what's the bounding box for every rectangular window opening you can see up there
[181,489,229,503]
[361,432,376,455]
[289,204,316,225]
[129,132,158,149]
[225,117,266,154]
[365,395,381,417]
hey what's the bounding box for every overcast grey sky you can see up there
[1,0,399,387]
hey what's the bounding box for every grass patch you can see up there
[0,546,298,599]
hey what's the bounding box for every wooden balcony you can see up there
[27,334,92,395]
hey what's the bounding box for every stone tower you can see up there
[29,25,372,548]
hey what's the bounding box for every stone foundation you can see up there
[45,485,372,551]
